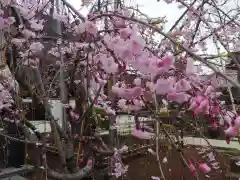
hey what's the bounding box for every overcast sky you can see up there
[68,0,184,31]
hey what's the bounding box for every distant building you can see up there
[206,52,240,108]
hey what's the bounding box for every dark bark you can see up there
[4,6,103,179]
[47,162,93,180]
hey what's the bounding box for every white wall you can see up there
[24,99,75,133]
[26,99,153,134]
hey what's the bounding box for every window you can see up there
[23,99,46,121]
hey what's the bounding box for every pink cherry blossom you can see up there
[167,92,190,104]
[133,78,141,86]
[211,121,218,130]
[174,79,192,92]
[190,97,210,115]
[119,27,132,40]
[126,35,145,54]
[224,126,238,137]
[112,86,142,100]
[157,56,173,72]
[199,163,211,173]
[234,116,240,128]
[189,160,197,177]
[155,78,175,95]
[131,128,153,139]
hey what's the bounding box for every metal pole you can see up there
[56,0,76,166]
[58,42,68,134]
[55,0,68,134]
[108,0,119,149]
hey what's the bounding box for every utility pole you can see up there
[108,0,121,149]
[55,0,68,135]
[55,0,74,165]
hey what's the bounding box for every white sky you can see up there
[68,0,184,30]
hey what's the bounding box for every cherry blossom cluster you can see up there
[0,76,19,123]
[109,148,128,178]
